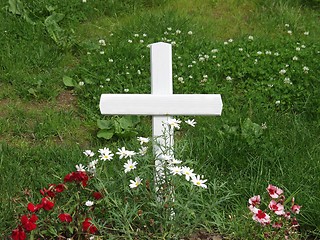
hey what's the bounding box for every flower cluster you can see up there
[11,168,100,240]
[248,184,301,239]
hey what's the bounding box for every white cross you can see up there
[100,42,223,195]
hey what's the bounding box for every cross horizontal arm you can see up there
[100,94,223,116]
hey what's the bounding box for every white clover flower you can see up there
[124,159,138,173]
[83,150,95,157]
[98,147,114,161]
[279,69,286,75]
[169,166,182,175]
[137,137,149,145]
[137,70,141,75]
[176,29,181,34]
[303,66,309,73]
[211,49,218,53]
[116,147,135,159]
[292,56,298,61]
[226,76,232,81]
[248,35,254,40]
[287,30,292,35]
[82,0,86,2]
[199,57,205,62]
[275,100,281,105]
[108,58,114,63]
[110,33,114,36]
[285,23,290,27]
[181,166,196,181]
[191,175,207,188]
[257,51,262,55]
[178,77,184,82]
[238,48,243,51]
[284,77,292,85]
[188,64,193,68]
[100,51,105,55]
[265,51,272,55]
[124,88,129,92]
[79,81,84,86]
[188,31,193,35]
[274,52,279,56]
[304,31,309,36]
[204,55,209,59]
[85,200,94,207]
[261,122,267,130]
[185,119,197,127]
[134,33,139,37]
[192,60,196,64]
[296,47,301,51]
[106,78,110,82]
[138,146,148,156]
[98,39,106,46]
[165,118,181,129]
[129,176,142,188]
[301,44,306,48]
[143,33,147,37]
[223,41,228,45]
[203,75,208,79]
[228,38,233,43]
[189,75,193,79]
[86,52,91,55]
[128,39,132,43]
[76,164,86,172]
[167,27,172,31]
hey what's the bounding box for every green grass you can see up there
[1,0,320,239]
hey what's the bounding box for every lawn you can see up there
[1,0,320,239]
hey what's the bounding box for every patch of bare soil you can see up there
[182,230,227,240]
[56,90,77,109]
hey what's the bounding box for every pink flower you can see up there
[272,222,283,229]
[284,211,291,220]
[252,209,270,225]
[291,204,301,214]
[249,195,260,206]
[248,205,259,214]
[266,184,283,198]
[268,200,285,215]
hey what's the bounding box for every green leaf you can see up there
[28,88,37,97]
[63,76,75,87]
[119,117,133,130]
[8,0,23,15]
[97,119,114,130]
[97,129,114,139]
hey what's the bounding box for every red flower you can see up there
[82,218,98,234]
[27,203,41,213]
[64,172,75,182]
[41,197,54,211]
[11,226,26,240]
[64,171,89,187]
[21,214,38,232]
[92,192,103,200]
[58,213,73,223]
[55,183,65,193]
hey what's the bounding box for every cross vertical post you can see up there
[150,43,174,194]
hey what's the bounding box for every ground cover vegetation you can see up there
[1,0,320,239]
